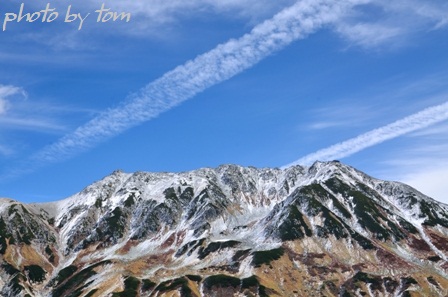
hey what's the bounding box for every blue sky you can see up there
[1,0,448,204]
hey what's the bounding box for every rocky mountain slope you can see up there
[1,161,448,296]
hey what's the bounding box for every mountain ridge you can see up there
[1,161,448,296]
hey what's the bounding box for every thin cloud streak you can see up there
[28,0,358,166]
[0,117,66,133]
[285,100,448,167]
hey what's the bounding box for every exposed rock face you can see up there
[1,161,448,296]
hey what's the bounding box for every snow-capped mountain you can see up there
[1,161,448,296]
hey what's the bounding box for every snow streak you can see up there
[32,0,357,164]
[285,100,448,167]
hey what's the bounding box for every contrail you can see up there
[29,0,358,166]
[284,100,448,167]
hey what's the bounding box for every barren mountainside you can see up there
[1,161,448,296]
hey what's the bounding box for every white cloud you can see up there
[285,100,448,167]
[305,102,381,131]
[333,0,448,49]
[91,0,448,41]
[97,0,296,27]
[0,84,26,156]
[26,0,358,166]
[16,0,296,39]
[400,166,448,205]
[408,122,448,138]
[6,0,446,54]
[0,84,65,133]
[5,0,448,177]
[308,121,348,130]
[0,84,24,98]
[336,22,403,48]
[288,97,448,205]
[376,120,448,204]
[380,0,448,29]
[0,84,26,115]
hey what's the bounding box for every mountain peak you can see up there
[1,162,448,296]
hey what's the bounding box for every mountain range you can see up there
[1,161,447,296]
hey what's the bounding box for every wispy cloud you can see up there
[380,0,448,29]
[285,100,448,167]
[0,84,27,115]
[334,0,448,49]
[408,122,448,138]
[0,84,70,133]
[74,0,448,40]
[336,22,403,49]
[0,85,25,99]
[5,0,448,176]
[308,121,349,130]
[21,0,358,168]
[107,0,296,26]
[305,103,380,131]
[374,119,448,203]
[0,84,26,156]
[383,146,448,204]
[5,0,447,55]
[0,117,66,133]
[7,0,297,46]
[0,83,94,160]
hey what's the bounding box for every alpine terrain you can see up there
[1,161,448,297]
